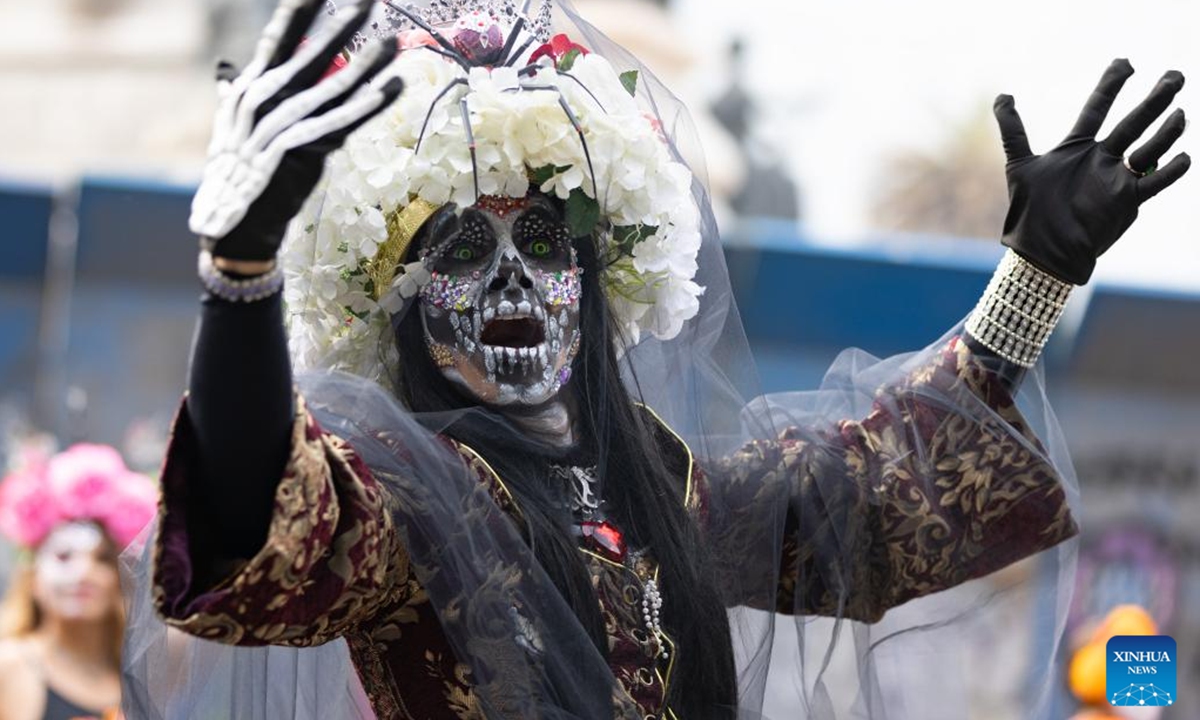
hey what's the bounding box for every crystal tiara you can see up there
[328,0,555,51]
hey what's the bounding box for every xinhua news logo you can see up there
[1106,635,1176,707]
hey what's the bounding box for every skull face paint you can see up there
[418,195,582,406]
[32,522,119,623]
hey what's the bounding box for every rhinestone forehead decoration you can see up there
[329,0,555,52]
[475,194,530,219]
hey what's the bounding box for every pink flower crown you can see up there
[0,443,158,550]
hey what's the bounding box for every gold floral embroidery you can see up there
[705,339,1078,623]
[153,395,410,648]
[153,338,1074,718]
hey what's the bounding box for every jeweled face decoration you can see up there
[418,194,582,406]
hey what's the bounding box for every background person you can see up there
[0,444,155,720]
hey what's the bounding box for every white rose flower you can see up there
[283,34,708,385]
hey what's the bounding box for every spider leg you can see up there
[459,96,480,202]
[416,77,469,153]
[411,43,471,71]
[510,84,598,199]
[515,62,543,79]
[497,16,526,66]
[555,93,598,205]
[502,35,538,67]
[383,1,469,70]
[515,86,600,209]
[554,71,606,113]
[500,83,599,205]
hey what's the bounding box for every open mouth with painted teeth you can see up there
[480,317,546,348]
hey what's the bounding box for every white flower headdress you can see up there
[283,1,704,385]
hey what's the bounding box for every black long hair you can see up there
[390,211,737,718]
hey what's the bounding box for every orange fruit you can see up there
[1069,641,1109,705]
[1092,604,1158,643]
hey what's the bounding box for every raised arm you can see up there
[189,0,402,559]
[965,60,1188,388]
[702,60,1189,621]
[154,0,408,645]
[703,337,1077,621]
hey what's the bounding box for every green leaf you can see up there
[613,223,658,253]
[558,47,582,72]
[564,189,600,238]
[530,163,573,188]
[619,70,639,97]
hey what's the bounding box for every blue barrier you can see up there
[0,178,53,280]
[0,179,54,399]
[1068,283,1200,392]
[75,176,197,286]
[724,223,1004,357]
[724,225,1010,392]
[59,176,199,442]
[1,174,1197,441]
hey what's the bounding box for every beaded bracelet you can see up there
[964,249,1074,368]
[197,250,284,302]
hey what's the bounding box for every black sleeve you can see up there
[185,291,294,559]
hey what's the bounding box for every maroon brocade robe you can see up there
[151,339,1078,719]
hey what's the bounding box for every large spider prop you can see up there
[383,0,601,205]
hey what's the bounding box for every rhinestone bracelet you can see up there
[964,249,1074,368]
[197,250,284,303]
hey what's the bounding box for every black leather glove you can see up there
[190,0,404,261]
[994,59,1189,285]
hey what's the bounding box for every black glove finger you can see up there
[1128,108,1186,173]
[241,0,325,82]
[225,76,403,261]
[253,0,373,124]
[243,40,397,153]
[260,74,403,165]
[1067,58,1135,142]
[215,59,240,83]
[248,38,398,151]
[993,94,1033,163]
[1137,152,1191,202]
[1102,70,1186,155]
[263,0,328,71]
[308,41,399,118]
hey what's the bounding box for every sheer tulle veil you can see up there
[120,1,1078,716]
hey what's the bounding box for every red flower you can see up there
[529,33,589,70]
[322,52,349,80]
[297,37,350,79]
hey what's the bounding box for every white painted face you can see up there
[418,195,582,407]
[32,522,119,623]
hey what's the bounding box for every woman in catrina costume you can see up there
[119,0,1190,717]
[0,443,156,720]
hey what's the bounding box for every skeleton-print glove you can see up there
[190,0,403,261]
[994,59,1189,285]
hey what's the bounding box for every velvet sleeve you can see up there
[701,336,1078,622]
[152,395,410,646]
